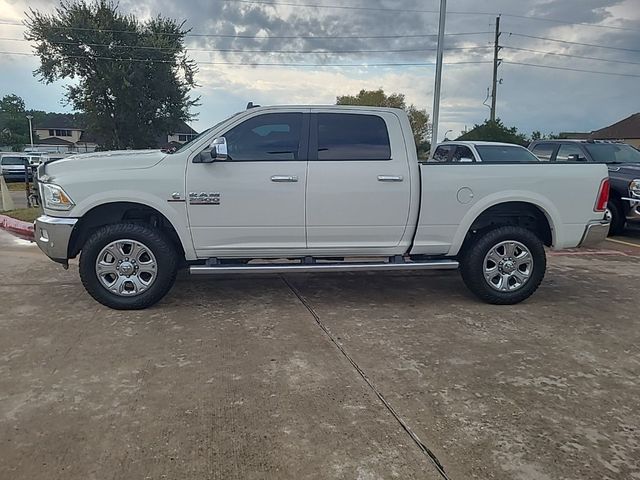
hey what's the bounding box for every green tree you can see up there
[25,0,199,150]
[336,88,431,158]
[0,94,30,151]
[457,119,528,146]
[0,94,26,114]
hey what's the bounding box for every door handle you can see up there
[271,175,298,182]
[377,175,404,182]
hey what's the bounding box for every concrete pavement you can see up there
[1,229,639,479]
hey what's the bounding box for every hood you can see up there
[608,163,640,176]
[43,149,168,177]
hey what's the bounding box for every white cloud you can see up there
[1,0,639,141]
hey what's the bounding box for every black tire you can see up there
[606,200,625,236]
[79,223,178,310]
[459,226,546,305]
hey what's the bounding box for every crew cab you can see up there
[529,139,640,235]
[34,106,610,310]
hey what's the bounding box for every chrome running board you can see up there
[190,259,459,275]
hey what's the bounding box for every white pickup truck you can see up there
[34,106,610,310]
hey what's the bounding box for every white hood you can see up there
[44,149,168,177]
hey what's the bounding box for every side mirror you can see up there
[567,154,585,162]
[211,137,228,161]
[194,137,228,163]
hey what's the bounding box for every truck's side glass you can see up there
[316,113,391,160]
[432,145,454,162]
[453,145,475,162]
[556,144,587,162]
[223,113,303,161]
[531,143,555,161]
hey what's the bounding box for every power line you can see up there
[508,33,640,53]
[2,48,637,77]
[0,37,492,54]
[0,21,490,40]
[220,0,442,14]
[220,0,638,31]
[498,13,636,32]
[503,60,640,78]
[0,50,492,67]
[503,46,640,66]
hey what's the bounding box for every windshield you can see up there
[475,145,540,163]
[1,156,27,166]
[583,144,640,163]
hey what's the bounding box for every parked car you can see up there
[0,154,32,182]
[429,141,541,163]
[529,140,640,235]
[34,105,609,309]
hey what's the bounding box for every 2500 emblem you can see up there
[189,192,221,205]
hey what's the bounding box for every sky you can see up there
[0,0,639,141]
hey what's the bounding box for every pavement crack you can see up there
[281,276,452,480]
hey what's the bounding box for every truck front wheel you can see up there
[460,226,546,305]
[79,223,178,310]
[605,200,625,236]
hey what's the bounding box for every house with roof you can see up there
[31,113,98,153]
[34,115,197,153]
[162,121,199,150]
[589,113,640,148]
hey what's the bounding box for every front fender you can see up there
[71,190,196,261]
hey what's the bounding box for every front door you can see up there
[305,111,412,253]
[186,111,309,257]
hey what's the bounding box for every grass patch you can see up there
[3,181,31,192]
[1,208,40,223]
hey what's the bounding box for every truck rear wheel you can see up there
[79,223,178,310]
[460,226,546,305]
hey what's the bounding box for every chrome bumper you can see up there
[622,197,640,221]
[578,220,610,248]
[34,215,78,264]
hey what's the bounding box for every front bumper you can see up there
[34,215,78,265]
[2,171,33,181]
[578,220,610,248]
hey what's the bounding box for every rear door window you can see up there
[316,113,391,161]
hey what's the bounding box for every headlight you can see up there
[630,179,640,198]
[41,183,75,211]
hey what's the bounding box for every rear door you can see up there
[305,110,412,252]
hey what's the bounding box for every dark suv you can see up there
[529,140,640,235]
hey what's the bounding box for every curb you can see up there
[0,214,35,241]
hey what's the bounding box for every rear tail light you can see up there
[595,178,610,212]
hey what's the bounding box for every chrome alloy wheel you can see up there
[604,208,613,223]
[95,239,158,296]
[483,240,533,292]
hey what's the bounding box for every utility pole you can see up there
[26,115,34,150]
[431,0,447,147]
[490,15,501,122]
